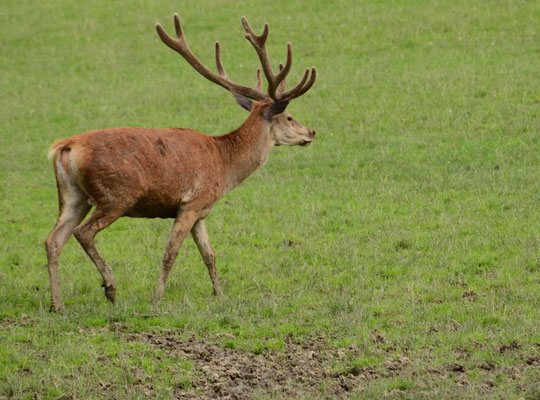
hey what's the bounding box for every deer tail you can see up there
[47,138,72,161]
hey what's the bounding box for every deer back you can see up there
[49,127,229,218]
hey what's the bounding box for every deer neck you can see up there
[215,113,274,193]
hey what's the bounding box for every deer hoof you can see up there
[50,303,65,312]
[151,292,163,304]
[104,285,116,303]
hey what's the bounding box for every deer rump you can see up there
[49,127,224,219]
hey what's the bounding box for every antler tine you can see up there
[268,43,292,99]
[156,14,268,101]
[287,67,317,99]
[215,42,228,78]
[275,44,292,84]
[256,69,262,91]
[241,17,269,46]
[277,63,286,93]
[173,13,183,39]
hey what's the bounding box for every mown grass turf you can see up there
[1,0,539,398]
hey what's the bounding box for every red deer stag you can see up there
[45,13,317,311]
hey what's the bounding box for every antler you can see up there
[156,14,316,103]
[156,14,268,101]
[241,17,316,101]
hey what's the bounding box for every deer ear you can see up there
[264,100,289,120]
[232,92,253,112]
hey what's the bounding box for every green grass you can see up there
[1,0,539,398]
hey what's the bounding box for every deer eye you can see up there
[287,116,293,122]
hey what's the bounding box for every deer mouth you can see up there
[299,139,313,146]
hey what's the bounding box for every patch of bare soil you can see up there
[0,314,35,327]
[118,328,539,399]
[124,332,411,399]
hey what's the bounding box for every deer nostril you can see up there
[312,130,316,137]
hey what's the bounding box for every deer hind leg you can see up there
[73,207,124,303]
[45,153,92,311]
[191,219,223,296]
[153,210,199,302]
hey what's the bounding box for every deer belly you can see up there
[125,197,179,219]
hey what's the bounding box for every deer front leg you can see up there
[153,211,198,302]
[191,219,223,296]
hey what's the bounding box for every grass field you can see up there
[1,0,539,398]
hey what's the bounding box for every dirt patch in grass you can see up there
[126,330,516,399]
[122,330,540,399]
[1,314,35,327]
[125,331,367,398]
